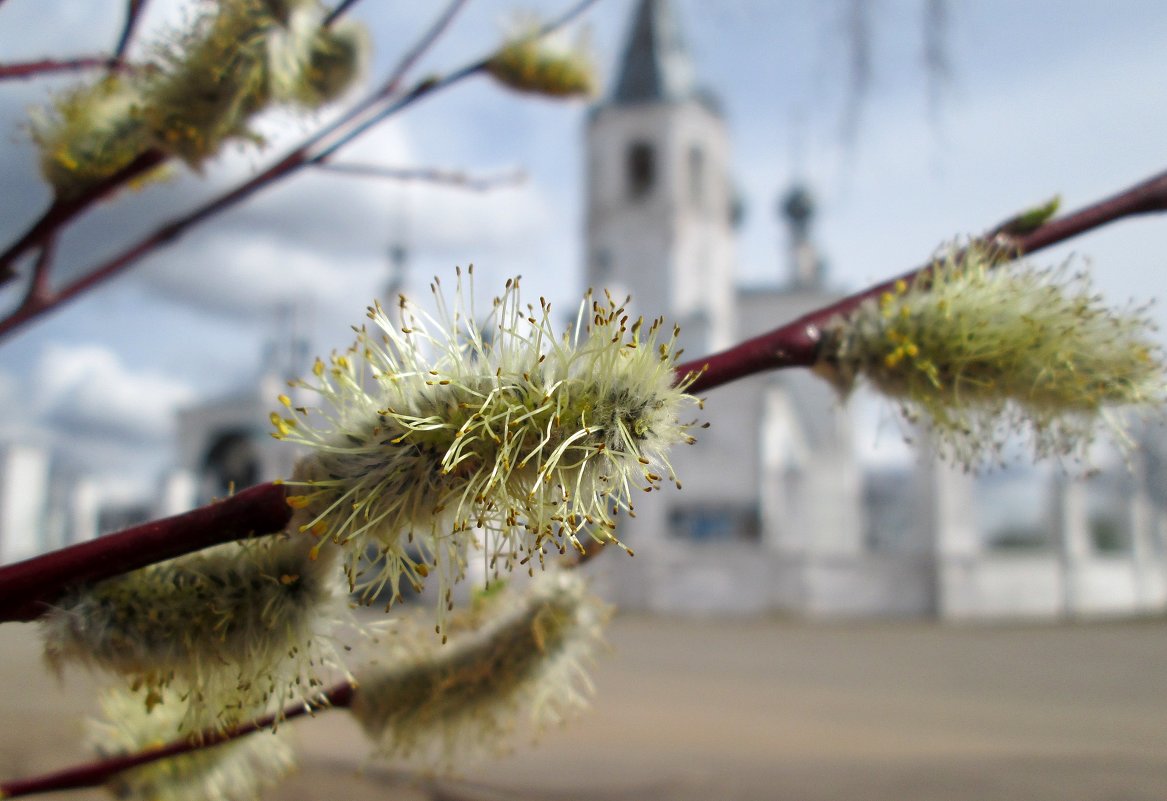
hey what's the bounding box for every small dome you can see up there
[779,184,815,227]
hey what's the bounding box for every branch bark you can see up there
[0,57,120,80]
[675,169,1167,393]
[0,682,354,799]
[0,482,291,623]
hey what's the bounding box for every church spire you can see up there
[611,0,695,104]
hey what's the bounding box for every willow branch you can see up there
[0,149,167,286]
[676,169,1167,394]
[0,482,291,623]
[310,0,600,162]
[113,0,150,65]
[0,0,607,341]
[0,57,121,80]
[0,0,469,297]
[0,0,477,337]
[0,682,355,799]
[324,0,365,28]
[23,237,55,309]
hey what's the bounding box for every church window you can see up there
[626,141,654,199]
[202,431,260,501]
[593,248,612,278]
[668,504,761,543]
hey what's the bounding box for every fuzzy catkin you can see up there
[819,246,1167,467]
[274,270,700,633]
[87,686,295,801]
[30,0,365,196]
[349,569,608,767]
[42,533,350,731]
[485,19,597,99]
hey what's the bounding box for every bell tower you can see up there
[584,0,737,352]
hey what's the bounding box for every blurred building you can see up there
[581,0,1167,619]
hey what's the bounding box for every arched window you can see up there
[626,141,654,199]
[202,430,260,500]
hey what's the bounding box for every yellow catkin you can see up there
[819,245,1167,467]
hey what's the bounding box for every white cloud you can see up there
[34,343,195,442]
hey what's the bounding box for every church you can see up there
[574,0,1167,619]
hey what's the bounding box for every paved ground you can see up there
[3,613,1166,801]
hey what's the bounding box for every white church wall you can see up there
[939,555,1064,620]
[1064,557,1143,618]
[647,543,773,615]
[796,554,933,618]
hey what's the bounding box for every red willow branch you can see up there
[0,682,355,800]
[0,0,604,341]
[0,482,291,623]
[0,149,167,285]
[0,0,471,290]
[0,0,483,338]
[676,169,1167,394]
[0,57,121,80]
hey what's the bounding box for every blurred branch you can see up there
[309,0,600,162]
[315,161,526,191]
[113,0,150,64]
[324,0,365,28]
[0,0,601,341]
[676,169,1167,393]
[0,57,121,80]
[0,149,167,286]
[22,236,55,308]
[0,482,291,623]
[0,682,355,799]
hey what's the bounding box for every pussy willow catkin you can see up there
[30,0,365,197]
[273,269,700,634]
[87,686,296,801]
[818,245,1167,467]
[348,569,608,767]
[42,534,350,732]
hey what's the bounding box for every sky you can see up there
[1,0,1166,499]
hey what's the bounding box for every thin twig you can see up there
[323,0,364,28]
[22,236,55,309]
[0,57,120,80]
[0,0,469,293]
[0,0,476,332]
[311,0,600,162]
[315,161,526,191]
[0,482,291,623]
[675,169,1167,393]
[0,0,604,340]
[113,0,150,65]
[0,149,167,286]
[0,682,355,799]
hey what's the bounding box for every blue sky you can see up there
[1,0,1166,496]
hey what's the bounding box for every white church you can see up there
[3,0,1167,621]
[575,0,1167,619]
